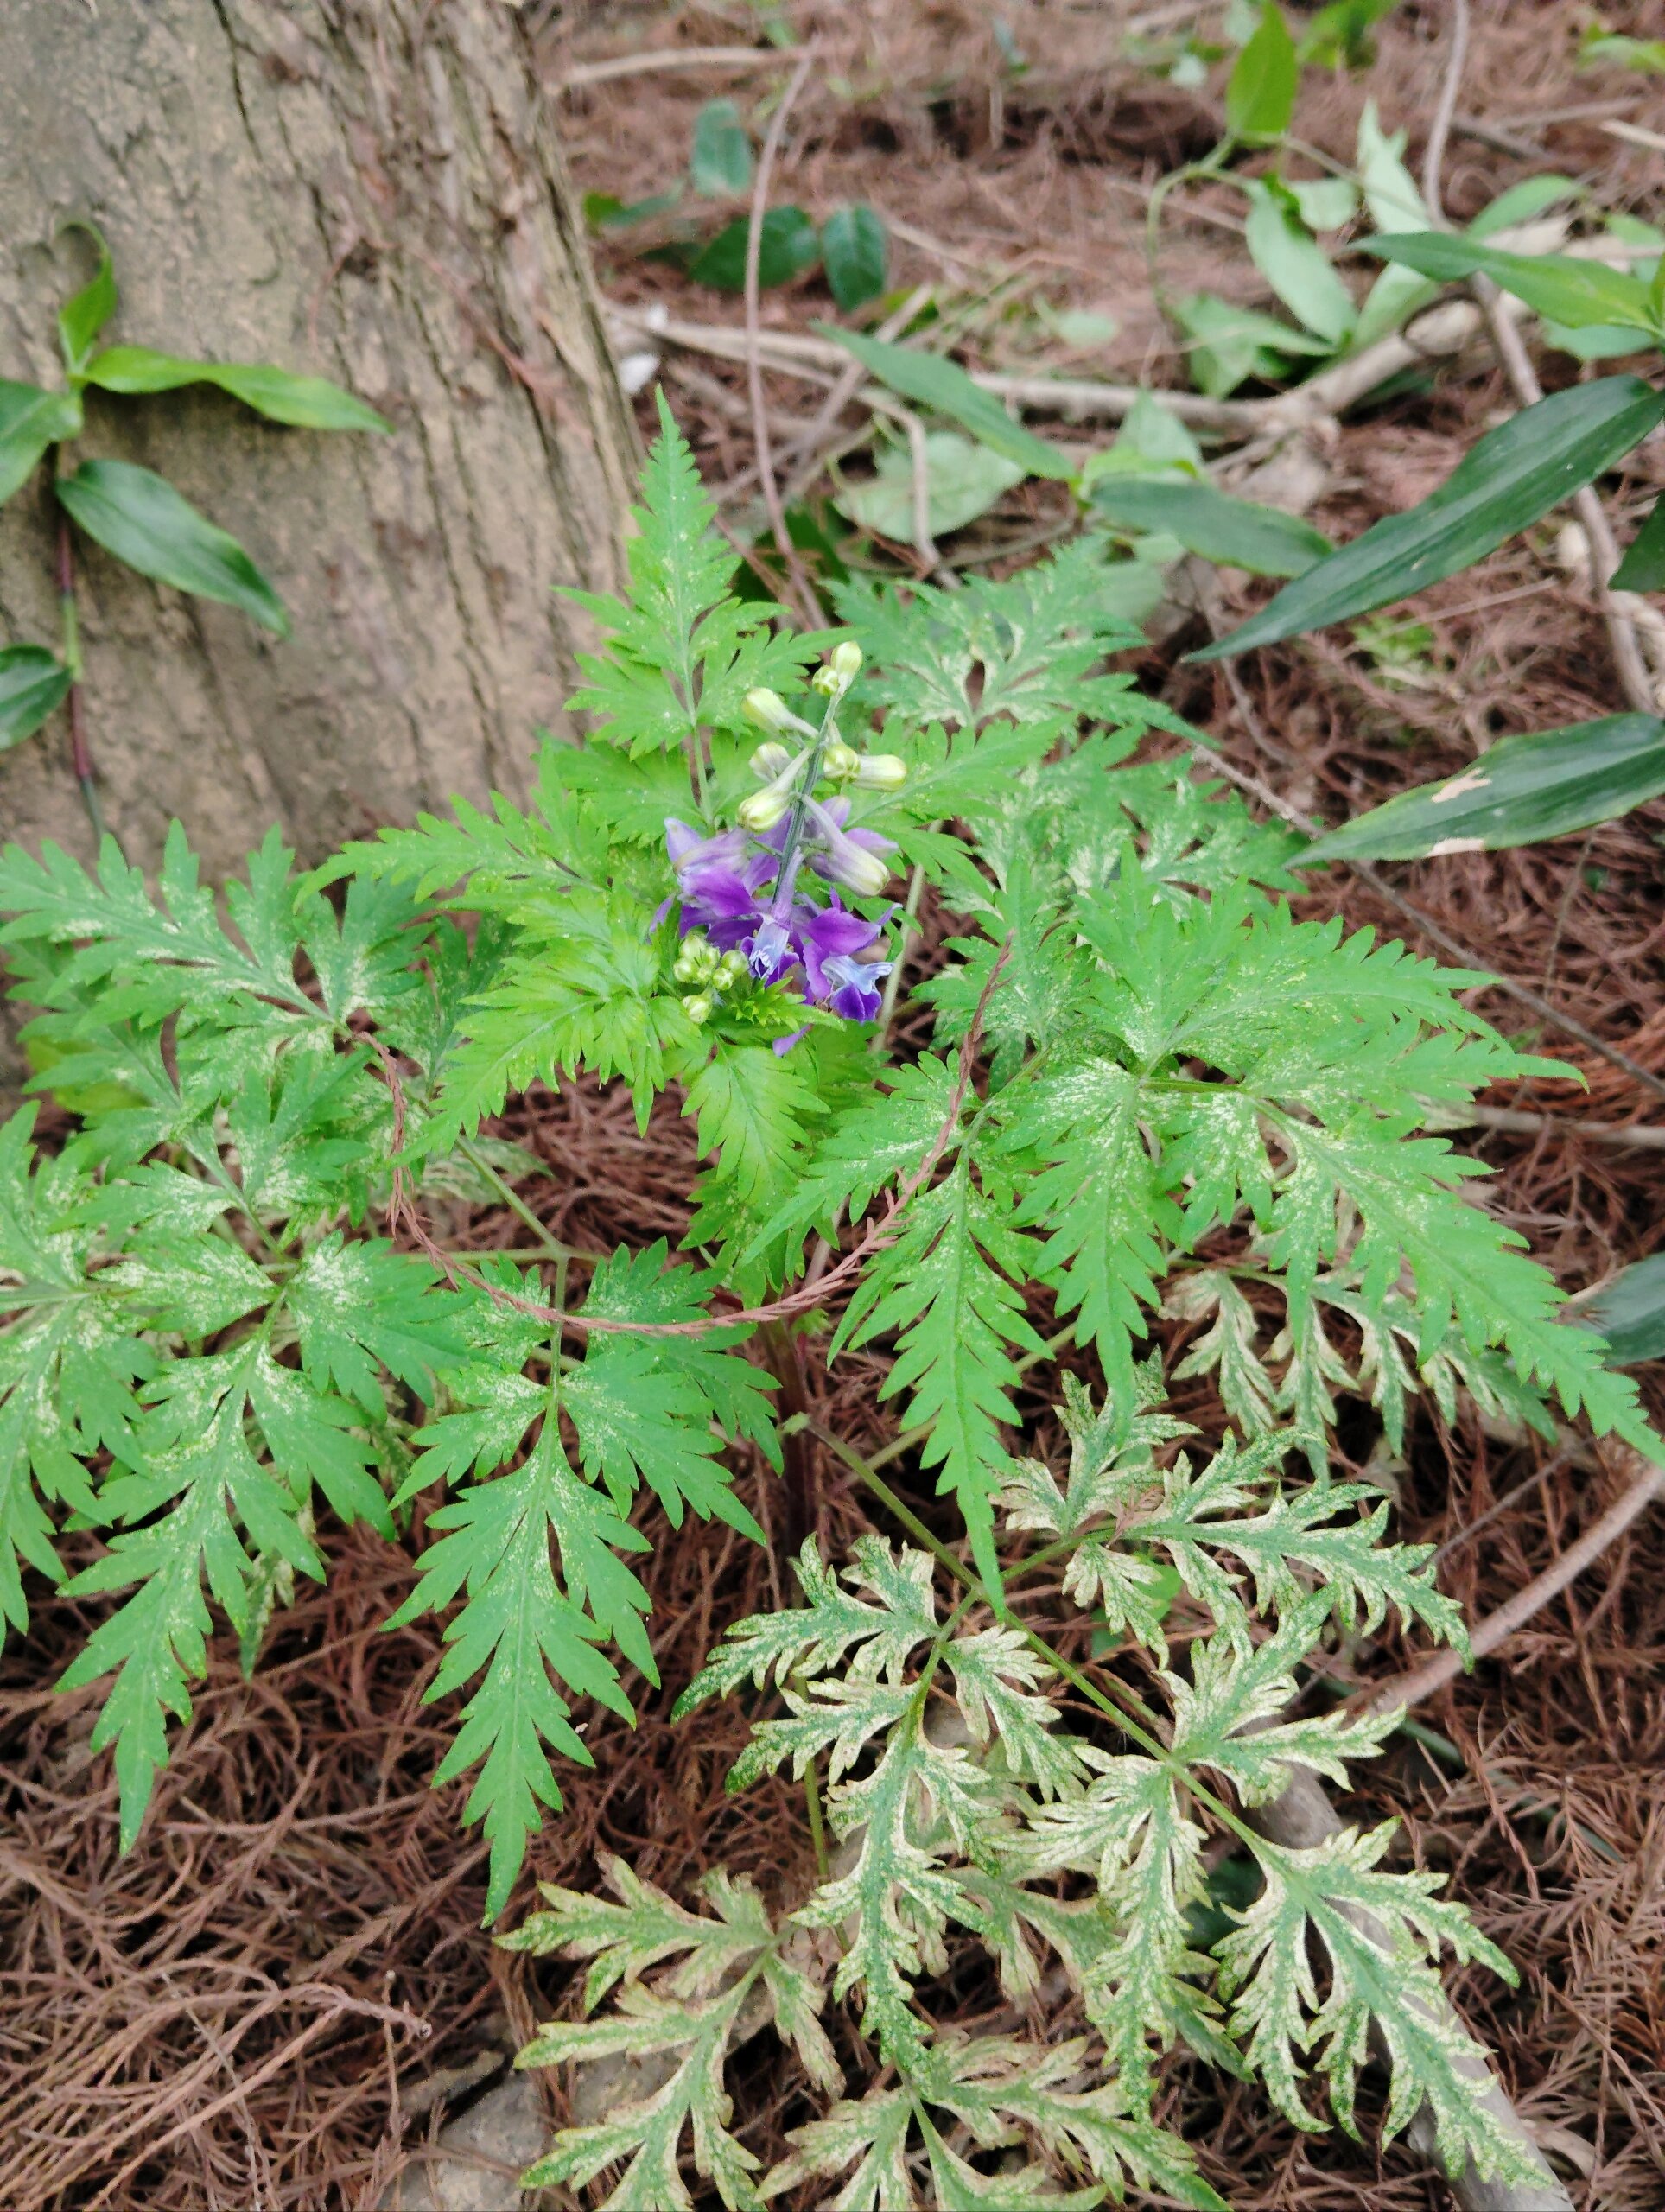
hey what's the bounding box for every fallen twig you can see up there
[1363,1440,1665,1719]
[1458,1103,1665,1151]
[556,44,796,92]
[745,46,823,626]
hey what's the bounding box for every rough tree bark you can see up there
[0,0,638,876]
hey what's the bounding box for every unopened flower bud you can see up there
[822,741,861,781]
[821,841,892,898]
[812,639,864,696]
[852,752,907,791]
[744,688,812,737]
[671,931,712,983]
[749,741,792,782]
[681,993,713,1026]
[714,950,747,988]
[738,786,791,833]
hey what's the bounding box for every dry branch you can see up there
[1364,1442,1665,1719]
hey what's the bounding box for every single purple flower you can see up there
[745,913,799,984]
[801,797,896,896]
[823,952,892,1021]
[772,1022,812,1057]
[796,893,881,1000]
[661,817,778,946]
[795,893,893,1021]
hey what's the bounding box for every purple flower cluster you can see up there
[662,802,897,1033]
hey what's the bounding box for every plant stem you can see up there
[760,1319,816,1560]
[803,1759,829,1881]
[54,499,107,844]
[456,1135,591,1264]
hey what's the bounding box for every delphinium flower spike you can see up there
[657,643,903,1038]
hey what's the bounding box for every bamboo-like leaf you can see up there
[1612,486,1665,590]
[83,346,391,432]
[1195,377,1665,658]
[57,223,118,375]
[1091,478,1333,577]
[1567,1255,1665,1367]
[822,327,1076,479]
[1365,232,1661,334]
[1242,180,1357,344]
[1226,3,1298,143]
[1302,713,1665,861]
[55,460,290,635]
[0,647,73,752]
[0,380,83,505]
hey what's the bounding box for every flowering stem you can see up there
[759,690,842,928]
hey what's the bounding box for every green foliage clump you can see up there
[2,398,1650,2202]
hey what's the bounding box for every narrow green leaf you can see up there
[1568,1255,1665,1366]
[58,223,118,375]
[1350,102,1436,353]
[0,380,84,505]
[1303,713,1665,863]
[54,459,290,637]
[1468,175,1582,239]
[821,203,889,312]
[820,327,1075,479]
[689,98,753,197]
[689,207,821,290]
[1613,488,1665,590]
[1196,376,1665,659]
[1364,232,1661,334]
[83,346,391,431]
[1242,181,1357,344]
[0,647,73,752]
[1226,3,1298,143]
[1092,479,1333,577]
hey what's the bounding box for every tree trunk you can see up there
[0,0,637,877]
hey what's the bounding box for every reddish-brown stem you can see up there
[54,501,105,841]
[760,1320,815,1561]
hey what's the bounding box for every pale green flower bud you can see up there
[714,950,747,988]
[811,639,863,699]
[822,741,861,781]
[822,841,892,898]
[852,752,907,791]
[744,689,813,738]
[681,993,713,1025]
[738,786,791,832]
[671,931,711,984]
[749,741,792,781]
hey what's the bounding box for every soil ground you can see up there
[3,3,1665,2207]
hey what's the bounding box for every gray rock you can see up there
[378,2072,550,2212]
